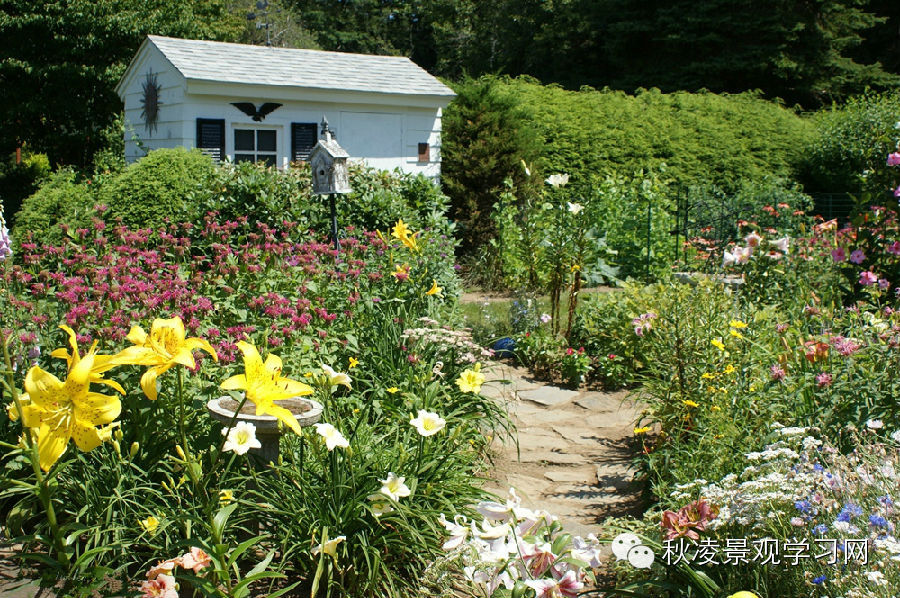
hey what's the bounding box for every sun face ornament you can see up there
[140,71,162,133]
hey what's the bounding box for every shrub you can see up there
[0,150,51,227]
[97,147,216,229]
[803,90,900,198]
[442,76,542,254]
[12,168,95,248]
[503,79,814,195]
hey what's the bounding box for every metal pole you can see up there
[329,193,339,251]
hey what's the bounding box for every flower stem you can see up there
[1,334,67,565]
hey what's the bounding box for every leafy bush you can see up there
[97,147,217,229]
[502,79,814,195]
[803,90,900,198]
[11,168,95,248]
[0,150,51,228]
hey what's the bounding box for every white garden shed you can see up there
[115,36,455,178]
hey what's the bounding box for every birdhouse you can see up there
[310,117,351,195]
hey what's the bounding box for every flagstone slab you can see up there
[518,386,580,407]
[544,469,595,483]
[519,451,586,465]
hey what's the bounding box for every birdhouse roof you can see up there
[139,36,456,99]
[311,138,350,160]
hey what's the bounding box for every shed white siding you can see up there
[116,37,453,179]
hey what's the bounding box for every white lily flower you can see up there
[314,422,349,451]
[770,236,790,253]
[567,201,583,214]
[320,363,352,389]
[476,500,511,522]
[312,534,345,558]
[380,472,411,501]
[438,513,468,550]
[222,421,262,455]
[545,173,570,187]
[409,409,446,437]
[367,493,394,517]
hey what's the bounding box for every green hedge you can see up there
[802,90,900,198]
[485,78,815,194]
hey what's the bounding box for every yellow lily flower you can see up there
[219,341,313,435]
[348,357,359,369]
[51,325,124,394]
[456,363,485,394]
[112,317,217,400]
[391,219,411,241]
[22,352,122,471]
[425,280,442,296]
[390,219,420,252]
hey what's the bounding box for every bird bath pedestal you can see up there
[207,396,323,464]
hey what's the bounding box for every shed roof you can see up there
[143,36,455,98]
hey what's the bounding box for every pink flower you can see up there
[849,249,866,264]
[140,574,178,598]
[887,241,900,256]
[816,372,833,388]
[887,152,900,166]
[894,186,900,198]
[180,547,211,573]
[661,498,719,540]
[554,569,584,598]
[147,559,179,580]
[770,364,786,381]
[831,248,846,263]
[879,278,891,290]
[859,271,878,286]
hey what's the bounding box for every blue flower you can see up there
[812,524,828,535]
[835,510,851,523]
[813,463,824,472]
[879,495,894,507]
[795,499,814,515]
[843,503,863,517]
[812,575,826,584]
[869,514,889,528]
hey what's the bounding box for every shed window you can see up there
[291,123,318,163]
[196,119,225,161]
[234,129,277,167]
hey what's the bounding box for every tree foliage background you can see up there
[0,0,898,170]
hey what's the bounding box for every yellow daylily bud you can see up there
[130,442,140,459]
[175,445,186,460]
[112,440,121,456]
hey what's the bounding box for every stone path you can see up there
[480,361,645,538]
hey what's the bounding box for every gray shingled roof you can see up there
[148,36,455,98]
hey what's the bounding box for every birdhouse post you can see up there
[309,117,352,251]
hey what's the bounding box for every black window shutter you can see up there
[196,119,225,161]
[291,123,318,163]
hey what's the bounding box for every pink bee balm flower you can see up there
[888,152,900,166]
[831,248,846,263]
[849,249,866,264]
[859,271,878,286]
[770,364,786,381]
